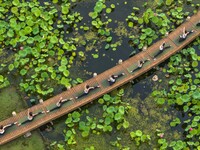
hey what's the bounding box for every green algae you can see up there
[0,131,45,150]
[0,87,26,121]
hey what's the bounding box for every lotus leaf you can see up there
[103,94,111,101]
[61,5,70,15]
[130,131,136,138]
[181,94,190,102]
[61,57,68,66]
[128,22,134,28]
[170,118,181,127]
[157,98,165,105]
[31,7,41,17]
[114,113,122,121]
[158,139,167,144]
[72,111,81,122]
[11,7,18,14]
[111,4,115,9]
[76,78,83,83]
[106,106,115,114]
[192,91,200,99]
[103,125,112,132]
[176,79,182,85]
[135,130,142,136]
[63,70,70,77]
[0,75,4,82]
[41,72,49,78]
[24,26,32,35]
[50,36,58,44]
[19,15,25,21]
[61,77,70,86]
[105,44,110,50]
[98,98,104,104]
[106,36,112,43]
[123,120,129,129]
[8,64,15,71]
[106,8,112,14]
[105,117,112,125]
[82,131,89,137]
[33,25,39,35]
[27,37,34,44]
[7,29,14,37]
[20,69,27,76]
[118,106,125,115]
[192,61,198,68]
[89,12,98,19]
[19,36,28,42]
[59,65,67,72]
[97,124,103,129]
[94,2,103,13]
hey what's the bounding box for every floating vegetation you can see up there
[152,46,200,149]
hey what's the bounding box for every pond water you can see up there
[0,0,199,149]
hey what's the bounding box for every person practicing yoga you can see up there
[18,108,43,126]
[46,97,73,112]
[154,41,171,60]
[179,27,194,42]
[0,122,17,135]
[76,84,100,99]
[131,60,145,73]
[107,73,125,85]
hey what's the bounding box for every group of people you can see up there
[0,97,73,135]
[1,22,199,136]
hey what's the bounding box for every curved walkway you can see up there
[0,11,200,145]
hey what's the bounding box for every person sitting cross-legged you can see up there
[46,97,73,112]
[107,73,125,86]
[76,84,100,99]
[179,27,194,42]
[154,41,171,60]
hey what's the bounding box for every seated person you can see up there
[179,27,194,42]
[154,42,171,60]
[0,122,17,135]
[131,60,144,73]
[18,109,43,126]
[46,97,73,112]
[107,73,125,85]
[76,84,100,99]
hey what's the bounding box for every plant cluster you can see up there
[0,74,10,88]
[127,0,198,50]
[130,130,151,146]
[52,90,131,148]
[152,46,200,149]
[0,0,84,96]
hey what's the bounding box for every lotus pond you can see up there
[0,0,200,150]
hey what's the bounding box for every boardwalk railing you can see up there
[0,11,200,145]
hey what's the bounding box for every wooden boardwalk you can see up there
[0,11,200,145]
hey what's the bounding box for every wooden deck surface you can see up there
[0,11,200,145]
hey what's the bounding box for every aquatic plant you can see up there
[152,45,200,149]
[130,130,151,146]
[0,74,10,88]
[0,0,86,96]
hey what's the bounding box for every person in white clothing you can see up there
[76,84,100,99]
[179,27,194,42]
